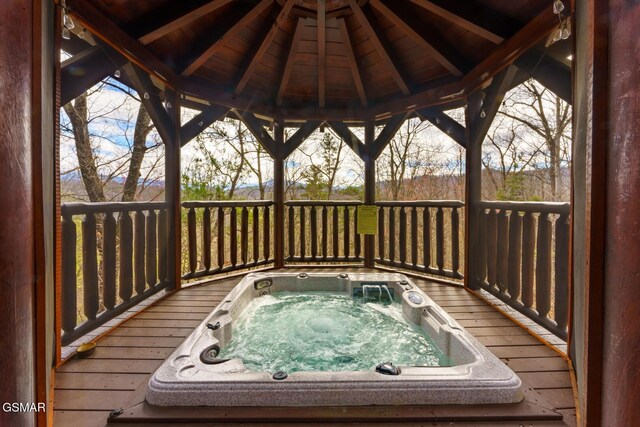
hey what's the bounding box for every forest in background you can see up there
[61,77,571,205]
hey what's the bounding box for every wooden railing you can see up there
[61,202,170,345]
[181,201,274,279]
[62,198,569,344]
[375,201,465,279]
[285,201,364,263]
[472,201,570,339]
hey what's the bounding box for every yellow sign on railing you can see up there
[357,205,378,235]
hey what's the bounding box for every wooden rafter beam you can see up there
[277,18,305,106]
[417,108,466,147]
[124,64,175,146]
[235,0,296,94]
[233,110,277,158]
[136,0,234,45]
[66,0,182,88]
[463,5,559,95]
[369,4,560,117]
[327,121,367,160]
[514,50,572,104]
[409,0,520,44]
[235,0,294,94]
[61,45,128,105]
[61,33,93,55]
[338,18,367,107]
[469,65,519,147]
[371,112,411,159]
[283,121,322,158]
[181,0,274,77]
[347,0,410,95]
[369,0,471,76]
[180,105,229,147]
[318,0,326,108]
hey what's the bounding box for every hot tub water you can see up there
[217,292,451,373]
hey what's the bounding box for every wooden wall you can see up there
[572,0,640,425]
[0,0,54,425]
[600,0,640,425]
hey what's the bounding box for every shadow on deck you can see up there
[53,268,576,426]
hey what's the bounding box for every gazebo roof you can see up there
[65,0,568,122]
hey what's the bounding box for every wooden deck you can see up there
[53,268,576,426]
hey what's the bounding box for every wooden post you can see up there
[1,0,54,424]
[464,67,517,290]
[464,93,482,290]
[363,121,375,268]
[273,120,285,268]
[573,1,640,425]
[165,91,181,290]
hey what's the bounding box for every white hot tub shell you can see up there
[146,272,523,406]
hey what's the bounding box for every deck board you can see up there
[53,269,576,426]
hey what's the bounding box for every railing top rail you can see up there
[476,200,570,215]
[62,201,168,215]
[285,200,363,206]
[182,200,274,208]
[376,200,465,208]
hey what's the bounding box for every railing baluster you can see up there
[388,207,396,262]
[146,210,157,287]
[423,208,431,269]
[157,208,167,283]
[332,206,339,258]
[61,212,77,334]
[288,205,295,259]
[310,205,317,260]
[521,211,535,309]
[300,206,306,259]
[451,207,460,276]
[61,201,170,345]
[476,208,487,283]
[102,212,117,311]
[378,206,385,260]
[230,207,237,266]
[321,206,328,258]
[535,212,552,319]
[496,209,509,295]
[436,207,444,272]
[118,212,133,303]
[343,205,350,258]
[486,208,498,288]
[134,210,146,294]
[241,206,248,265]
[411,207,418,266]
[203,207,211,270]
[399,207,407,265]
[507,211,522,301]
[252,206,259,263]
[217,207,225,269]
[263,206,270,262]
[470,201,569,339]
[555,213,570,331]
[187,207,197,274]
[82,213,99,320]
[354,206,361,259]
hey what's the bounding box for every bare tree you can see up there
[498,79,572,200]
[376,118,458,201]
[61,81,163,202]
[482,113,546,200]
[181,118,272,200]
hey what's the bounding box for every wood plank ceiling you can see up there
[70,0,558,121]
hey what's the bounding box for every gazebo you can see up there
[0,0,638,425]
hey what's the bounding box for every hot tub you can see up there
[146,272,523,406]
